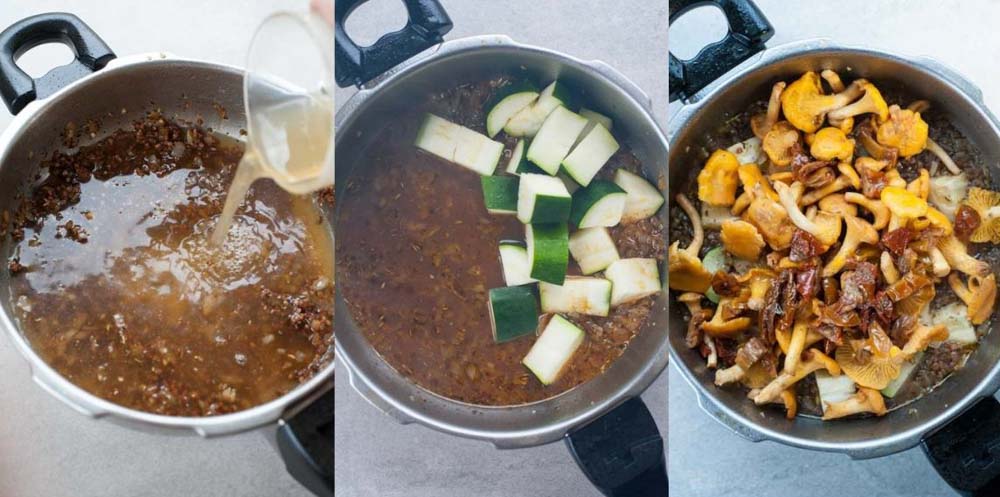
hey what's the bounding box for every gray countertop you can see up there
[668,1,1000,496]
[333,1,667,496]
[0,2,316,496]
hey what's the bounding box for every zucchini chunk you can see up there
[527,223,569,285]
[488,285,540,343]
[562,124,620,187]
[517,173,572,224]
[499,241,537,286]
[481,176,519,215]
[569,227,620,275]
[613,169,665,222]
[486,82,540,138]
[569,180,627,229]
[526,107,589,175]
[605,258,661,307]
[557,169,580,194]
[701,246,729,303]
[932,302,978,344]
[415,113,504,175]
[539,277,612,317]
[816,371,857,413]
[522,314,585,385]
[504,81,572,137]
[506,139,546,175]
[579,108,613,132]
[881,352,922,398]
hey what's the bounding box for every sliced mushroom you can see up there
[720,219,765,261]
[762,121,801,167]
[701,299,752,338]
[837,161,862,190]
[823,215,879,277]
[715,363,746,386]
[949,272,997,325]
[899,324,949,360]
[937,235,991,277]
[775,181,843,247]
[835,340,901,390]
[844,192,890,230]
[827,80,889,124]
[924,138,962,175]
[781,72,865,133]
[737,163,778,201]
[880,251,901,284]
[907,168,931,200]
[820,69,846,92]
[754,349,841,405]
[698,150,741,206]
[877,105,929,157]
[881,186,929,220]
[928,173,969,221]
[679,292,708,349]
[668,194,712,293]
[819,193,857,217]
[745,193,795,250]
[810,127,855,162]
[963,187,1000,243]
[822,387,887,420]
[676,193,704,255]
[930,247,951,278]
[800,175,853,206]
[751,82,787,139]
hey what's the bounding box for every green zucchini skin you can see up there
[569,180,627,227]
[480,176,519,214]
[488,285,540,343]
[527,223,569,285]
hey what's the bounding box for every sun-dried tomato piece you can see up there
[711,271,741,298]
[880,227,914,256]
[954,204,981,241]
[790,229,824,262]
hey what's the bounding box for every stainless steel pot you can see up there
[667,0,1000,493]
[335,1,667,494]
[0,13,332,496]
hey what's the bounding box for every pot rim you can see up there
[0,53,335,437]
[667,37,1000,458]
[334,34,669,447]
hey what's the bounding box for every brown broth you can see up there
[7,114,333,416]
[337,79,664,406]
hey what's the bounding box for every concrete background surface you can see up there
[333,1,668,496]
[668,1,1000,496]
[0,2,318,497]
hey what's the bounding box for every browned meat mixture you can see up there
[338,79,664,406]
[6,112,333,416]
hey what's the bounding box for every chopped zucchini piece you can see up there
[605,258,661,307]
[562,124,620,187]
[517,173,572,224]
[815,371,856,413]
[701,204,738,230]
[701,246,729,303]
[539,277,612,317]
[932,302,978,344]
[481,176,519,215]
[527,223,569,285]
[569,227,620,275]
[506,139,546,175]
[486,82,540,137]
[499,241,536,286]
[522,314,585,385]
[579,108,613,132]
[504,81,572,137]
[569,180,627,229]
[488,285,539,343]
[882,352,922,398]
[415,113,504,175]
[526,107,589,175]
[613,169,664,222]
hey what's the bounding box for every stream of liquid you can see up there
[212,92,333,246]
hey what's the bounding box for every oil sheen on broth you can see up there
[338,79,664,406]
[8,113,333,416]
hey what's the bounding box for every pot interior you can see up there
[335,41,669,446]
[668,47,1000,455]
[0,58,335,430]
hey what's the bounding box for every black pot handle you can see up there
[0,13,115,115]
[277,389,334,497]
[922,396,1000,497]
[566,397,667,497]
[668,0,773,102]
[335,0,452,88]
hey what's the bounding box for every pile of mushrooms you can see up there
[670,70,999,421]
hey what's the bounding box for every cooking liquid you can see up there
[212,92,333,246]
[10,114,334,416]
